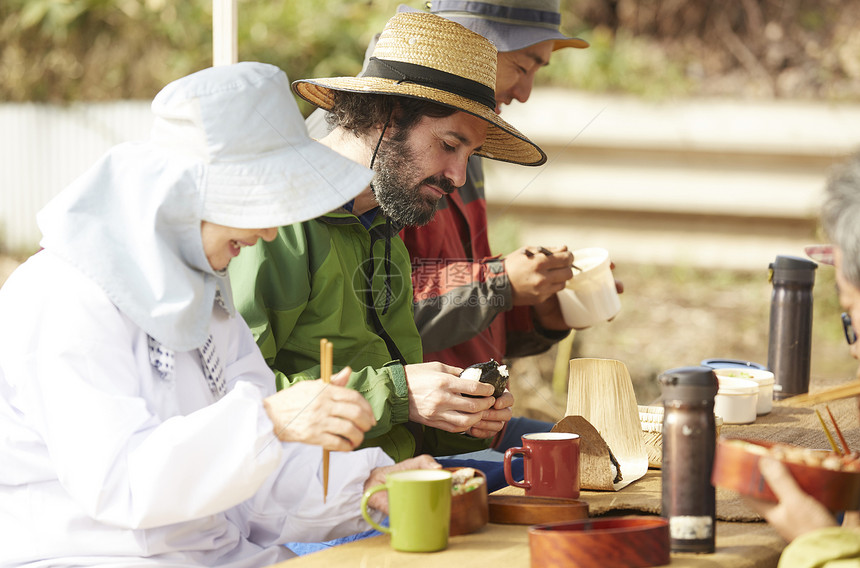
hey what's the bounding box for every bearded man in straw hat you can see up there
[316,1,618,460]
[230,12,546,469]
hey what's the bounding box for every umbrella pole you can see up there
[213,0,238,66]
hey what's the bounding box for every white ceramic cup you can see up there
[556,247,621,328]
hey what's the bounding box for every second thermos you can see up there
[767,255,817,400]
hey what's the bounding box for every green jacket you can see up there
[229,208,490,462]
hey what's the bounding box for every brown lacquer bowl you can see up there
[712,437,860,512]
[488,494,589,525]
[529,516,670,568]
[445,467,488,536]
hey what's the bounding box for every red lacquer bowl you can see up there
[712,437,860,512]
[529,516,670,568]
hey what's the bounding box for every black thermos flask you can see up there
[660,366,718,554]
[767,255,817,400]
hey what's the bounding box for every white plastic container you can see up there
[714,377,759,424]
[556,247,621,328]
[714,368,774,415]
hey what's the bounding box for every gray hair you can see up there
[822,151,860,288]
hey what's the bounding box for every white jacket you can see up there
[0,251,391,567]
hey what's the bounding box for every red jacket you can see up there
[401,157,565,369]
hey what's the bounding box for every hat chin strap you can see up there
[368,109,393,172]
[361,57,496,111]
[368,109,395,316]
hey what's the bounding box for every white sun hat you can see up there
[151,62,373,229]
[38,62,372,351]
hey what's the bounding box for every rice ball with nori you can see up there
[460,359,509,398]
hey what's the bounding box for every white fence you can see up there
[3,91,860,269]
[0,100,152,251]
[486,90,860,270]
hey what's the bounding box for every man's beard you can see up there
[371,131,457,227]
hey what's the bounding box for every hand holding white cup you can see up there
[556,247,621,329]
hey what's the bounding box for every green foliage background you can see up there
[1,0,406,110]
[3,0,860,108]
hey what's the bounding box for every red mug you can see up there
[504,432,581,498]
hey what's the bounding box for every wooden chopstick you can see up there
[826,404,851,454]
[524,246,582,271]
[815,408,842,455]
[320,338,333,503]
[780,379,860,407]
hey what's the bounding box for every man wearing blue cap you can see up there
[234,12,547,470]
[399,0,599,455]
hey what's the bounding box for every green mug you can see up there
[361,469,452,552]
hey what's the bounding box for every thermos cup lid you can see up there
[769,255,817,285]
[659,366,719,403]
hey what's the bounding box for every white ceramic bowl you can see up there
[714,368,774,415]
[714,377,759,424]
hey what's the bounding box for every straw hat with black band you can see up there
[292,12,547,167]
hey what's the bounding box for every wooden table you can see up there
[271,474,786,568]
[270,384,860,567]
[271,516,783,567]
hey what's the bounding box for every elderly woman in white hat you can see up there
[743,153,860,568]
[0,62,438,567]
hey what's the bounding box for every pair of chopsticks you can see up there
[523,246,582,272]
[781,378,860,407]
[814,405,851,455]
[320,338,333,502]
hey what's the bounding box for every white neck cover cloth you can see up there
[36,62,373,352]
[38,144,222,352]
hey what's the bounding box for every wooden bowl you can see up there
[488,494,588,525]
[712,437,860,512]
[529,516,670,568]
[445,467,488,536]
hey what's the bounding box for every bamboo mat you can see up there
[720,397,859,455]
[497,378,860,523]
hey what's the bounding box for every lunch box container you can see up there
[713,377,759,424]
[714,368,774,415]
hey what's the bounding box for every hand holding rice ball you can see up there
[459,359,509,398]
